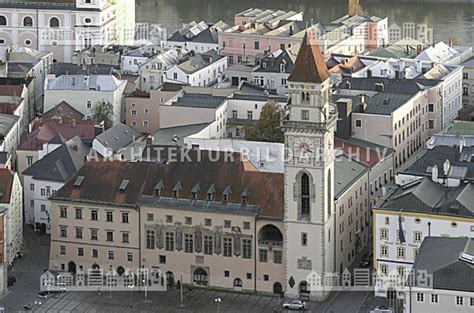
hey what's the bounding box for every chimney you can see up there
[357,94,366,112]
[460,137,466,154]
[145,135,154,146]
[72,77,75,86]
[289,25,294,36]
[431,164,438,182]
[71,118,76,128]
[443,159,450,176]
[58,116,63,125]
[335,98,353,140]
[367,69,372,78]
[94,123,105,137]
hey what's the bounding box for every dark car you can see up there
[37,291,49,299]
[7,276,16,287]
[359,251,373,268]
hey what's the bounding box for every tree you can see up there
[91,100,113,129]
[245,101,284,143]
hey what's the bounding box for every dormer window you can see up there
[172,182,182,199]
[222,185,231,203]
[74,176,85,188]
[280,62,286,73]
[154,179,164,197]
[119,180,129,193]
[191,183,200,200]
[241,187,250,204]
[207,184,216,201]
[262,62,267,69]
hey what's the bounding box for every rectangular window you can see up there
[204,235,213,255]
[122,232,129,243]
[380,228,388,240]
[232,110,238,118]
[242,239,252,259]
[470,297,474,306]
[204,218,212,226]
[416,293,424,303]
[414,231,422,243]
[91,229,98,240]
[30,183,34,191]
[60,245,66,255]
[301,233,308,246]
[146,230,155,249]
[106,231,114,242]
[77,247,84,256]
[60,207,67,218]
[301,110,309,120]
[397,246,405,259]
[380,245,388,257]
[147,213,153,221]
[185,217,192,225]
[159,255,166,264]
[259,249,268,262]
[108,250,115,260]
[60,226,67,237]
[224,220,231,228]
[273,250,282,264]
[184,233,194,253]
[75,228,83,239]
[380,264,388,275]
[75,208,82,219]
[106,211,113,222]
[223,237,233,257]
[243,222,250,230]
[254,41,260,50]
[247,111,253,119]
[431,294,439,304]
[165,232,174,251]
[456,296,464,306]
[355,120,362,127]
[91,210,98,221]
[122,212,129,223]
[166,215,173,223]
[127,252,133,262]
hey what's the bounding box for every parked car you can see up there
[7,276,16,287]
[282,300,308,310]
[359,251,373,268]
[23,304,32,310]
[37,291,49,299]
[370,305,394,313]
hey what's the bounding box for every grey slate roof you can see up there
[22,137,89,182]
[0,113,19,137]
[46,75,123,91]
[139,196,260,216]
[176,50,225,74]
[410,237,474,292]
[95,123,142,153]
[333,93,414,116]
[172,93,226,109]
[338,77,440,95]
[151,123,210,147]
[255,49,295,74]
[402,145,474,182]
[377,178,474,218]
[334,154,369,197]
[168,27,216,44]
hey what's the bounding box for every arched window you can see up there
[23,16,33,27]
[301,173,310,216]
[50,17,59,28]
[233,278,242,287]
[0,16,6,26]
[327,170,332,216]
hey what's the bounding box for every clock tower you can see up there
[282,32,337,301]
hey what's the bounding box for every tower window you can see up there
[301,174,310,216]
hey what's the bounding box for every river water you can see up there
[14,0,474,46]
[136,0,473,46]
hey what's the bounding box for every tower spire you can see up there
[288,32,329,84]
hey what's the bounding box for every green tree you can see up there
[91,100,113,129]
[245,101,284,143]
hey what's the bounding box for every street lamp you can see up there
[128,284,134,308]
[214,297,222,313]
[142,278,148,302]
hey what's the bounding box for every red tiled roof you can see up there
[288,32,330,84]
[335,139,382,167]
[53,150,284,219]
[18,118,96,151]
[0,102,20,114]
[0,85,23,96]
[0,169,14,204]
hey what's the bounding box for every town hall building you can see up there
[49,33,372,301]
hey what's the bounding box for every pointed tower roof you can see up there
[288,32,330,84]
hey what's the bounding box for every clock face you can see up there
[294,138,315,162]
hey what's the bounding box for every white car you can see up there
[282,300,308,310]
